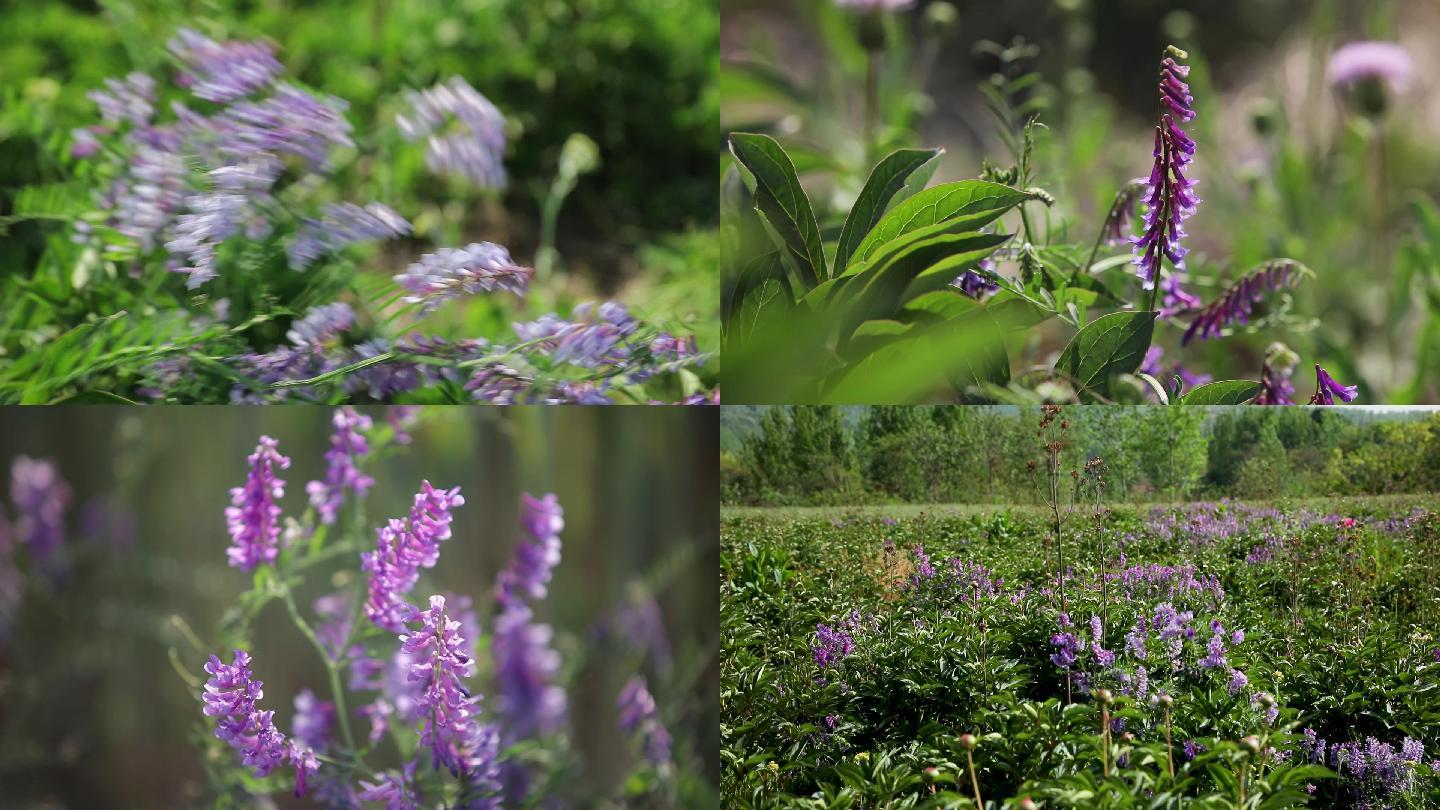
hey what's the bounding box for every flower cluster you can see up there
[813,623,855,669]
[396,77,509,189]
[1308,363,1358,405]
[224,437,290,571]
[9,456,72,563]
[1132,48,1199,294]
[395,242,531,314]
[1302,729,1427,797]
[202,650,317,797]
[362,482,466,632]
[618,676,672,766]
[497,493,564,608]
[306,406,375,526]
[1182,261,1303,346]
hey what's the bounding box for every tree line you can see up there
[720,406,1440,505]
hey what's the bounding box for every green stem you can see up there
[280,581,360,755]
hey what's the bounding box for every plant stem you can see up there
[280,581,360,755]
[865,50,881,163]
[1164,707,1174,780]
[966,749,983,808]
[1100,704,1110,778]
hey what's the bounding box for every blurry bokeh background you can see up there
[0,406,718,807]
[722,0,1440,402]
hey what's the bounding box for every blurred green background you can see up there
[722,0,1440,402]
[0,406,718,807]
[0,0,719,349]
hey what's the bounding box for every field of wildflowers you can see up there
[0,1,718,403]
[720,0,1440,404]
[721,406,1440,807]
[0,406,719,807]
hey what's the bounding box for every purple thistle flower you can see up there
[224,437,290,571]
[286,302,354,348]
[1328,42,1414,94]
[291,688,335,753]
[362,482,465,632]
[288,202,411,271]
[1182,261,1303,345]
[202,650,316,796]
[1308,363,1358,405]
[496,493,564,608]
[397,77,509,189]
[1132,48,1199,294]
[168,28,282,104]
[617,675,671,766]
[10,457,72,563]
[307,406,376,526]
[401,595,502,800]
[395,243,531,313]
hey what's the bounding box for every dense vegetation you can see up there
[722,489,1440,806]
[722,406,1440,506]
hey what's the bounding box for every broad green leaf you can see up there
[842,319,910,362]
[834,148,943,274]
[1179,380,1262,405]
[728,253,792,346]
[1054,311,1157,401]
[728,133,826,288]
[848,180,1031,266]
[823,304,1009,403]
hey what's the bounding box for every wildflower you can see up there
[491,604,567,742]
[224,437,290,571]
[288,202,411,271]
[1228,669,1248,696]
[1050,629,1080,669]
[167,28,282,103]
[87,72,156,126]
[291,688,336,752]
[618,675,671,766]
[286,302,354,348]
[1132,48,1199,293]
[387,406,421,445]
[362,482,466,631]
[1198,627,1226,670]
[1308,363,1358,405]
[1182,261,1303,345]
[813,623,855,669]
[402,595,502,797]
[220,83,354,172]
[397,77,509,189]
[306,406,375,526]
[952,259,1000,299]
[495,492,564,608]
[1103,179,1147,245]
[1182,740,1202,760]
[1328,42,1413,94]
[358,762,420,810]
[1254,344,1298,405]
[202,650,316,796]
[10,457,72,563]
[395,243,531,313]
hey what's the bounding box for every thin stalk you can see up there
[280,582,359,755]
[966,749,983,808]
[1164,707,1174,780]
[1100,703,1111,778]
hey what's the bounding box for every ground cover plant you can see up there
[720,0,1440,404]
[721,405,1440,807]
[0,406,719,806]
[0,1,718,403]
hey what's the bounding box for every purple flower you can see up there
[288,202,411,271]
[952,259,1000,299]
[224,437,290,571]
[401,595,501,800]
[496,493,564,608]
[388,406,421,444]
[1103,179,1147,245]
[168,28,282,103]
[1328,42,1414,93]
[492,604,567,742]
[1183,740,1202,760]
[617,675,671,766]
[10,457,72,563]
[1132,49,1199,294]
[813,623,855,669]
[1255,352,1296,405]
[286,302,354,348]
[1183,261,1303,345]
[396,243,530,314]
[87,72,156,126]
[220,83,354,172]
[1227,669,1248,696]
[362,482,466,632]
[307,407,375,526]
[397,77,509,189]
[1308,363,1358,405]
[291,688,335,752]
[513,301,638,369]
[1050,630,1080,669]
[358,762,420,810]
[202,650,316,796]
[1198,627,1226,670]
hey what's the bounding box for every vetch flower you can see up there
[496,493,564,608]
[395,243,530,313]
[168,28,282,104]
[1308,363,1358,405]
[10,457,72,563]
[1183,261,1304,345]
[307,406,375,526]
[361,482,465,632]
[618,675,671,766]
[291,688,336,752]
[224,437,290,571]
[1228,668,1248,696]
[288,202,411,271]
[1132,48,1199,294]
[87,72,156,126]
[358,762,420,810]
[286,302,354,348]
[397,77,509,189]
[202,649,317,796]
[401,595,502,800]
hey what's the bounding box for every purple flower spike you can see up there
[395,243,531,314]
[288,202,411,272]
[87,72,156,127]
[225,437,290,571]
[203,650,317,796]
[397,77,509,189]
[497,493,564,608]
[402,595,502,801]
[286,302,354,348]
[618,675,671,766]
[292,688,336,753]
[1132,48,1200,294]
[10,457,72,563]
[492,605,567,742]
[167,28,282,104]
[358,763,421,809]
[307,406,375,526]
[1309,363,1358,405]
[362,482,465,632]
[1183,261,1304,345]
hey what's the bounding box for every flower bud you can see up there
[923,2,959,38]
[959,733,977,751]
[1019,799,1039,810]
[1240,735,1262,755]
[922,765,940,782]
[1158,694,1174,709]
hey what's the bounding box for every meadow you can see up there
[722,477,1440,804]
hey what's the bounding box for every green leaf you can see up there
[834,148,943,274]
[727,133,827,288]
[1179,380,1262,405]
[1054,311,1157,401]
[848,180,1031,267]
